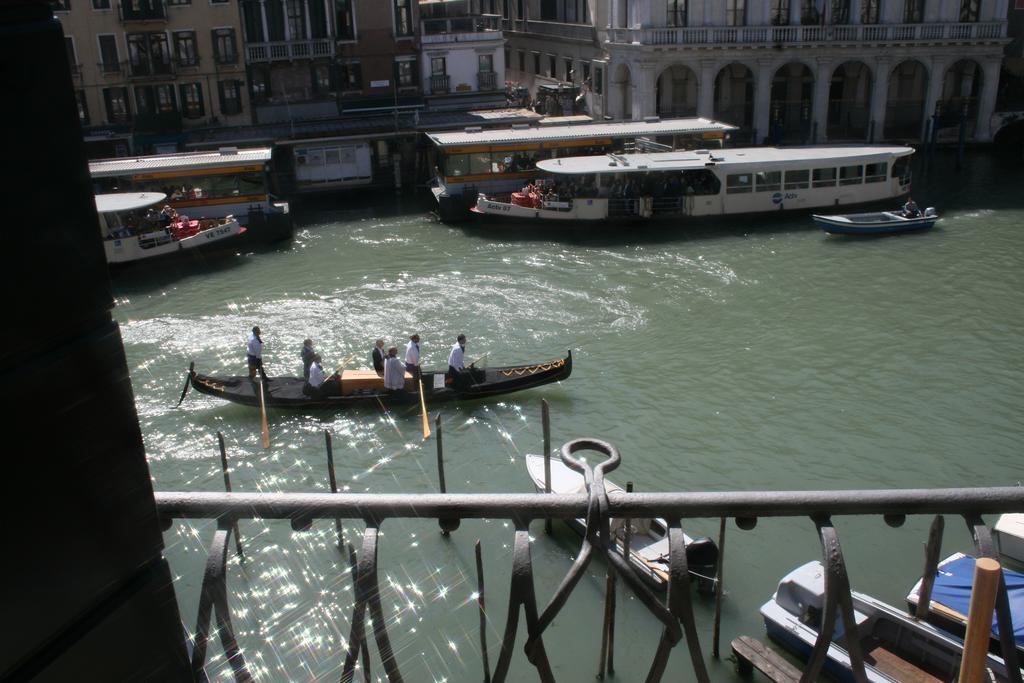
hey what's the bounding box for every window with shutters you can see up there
[219,80,242,115]
[180,82,204,119]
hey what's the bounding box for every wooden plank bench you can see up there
[731,635,802,682]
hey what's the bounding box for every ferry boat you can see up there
[90,147,292,242]
[471,145,914,224]
[96,192,245,265]
[425,117,737,221]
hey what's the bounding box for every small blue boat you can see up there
[906,552,1024,655]
[813,207,939,235]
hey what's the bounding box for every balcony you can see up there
[608,20,1006,47]
[118,0,166,22]
[477,70,498,91]
[503,18,595,42]
[245,39,334,64]
[214,52,238,66]
[429,73,450,94]
[127,58,174,79]
[98,60,125,75]
[174,55,200,70]
[421,13,502,44]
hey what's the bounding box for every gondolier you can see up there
[447,334,470,388]
[247,326,265,380]
[405,334,421,379]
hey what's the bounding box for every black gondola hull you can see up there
[188,352,572,409]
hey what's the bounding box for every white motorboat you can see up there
[524,453,718,593]
[813,207,939,234]
[762,560,1020,682]
[95,192,245,265]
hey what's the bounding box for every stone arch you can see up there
[938,59,983,132]
[770,62,815,143]
[884,59,928,140]
[612,63,632,120]
[655,64,698,118]
[714,62,754,139]
[827,61,873,140]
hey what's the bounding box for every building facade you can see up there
[504,0,1011,143]
[56,0,250,156]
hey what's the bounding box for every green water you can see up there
[114,150,1024,681]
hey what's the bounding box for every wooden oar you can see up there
[175,361,195,406]
[257,376,270,449]
[418,377,431,440]
[333,353,358,376]
[466,351,489,368]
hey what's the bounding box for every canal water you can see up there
[114,150,1024,681]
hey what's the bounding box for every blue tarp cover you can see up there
[930,555,1024,647]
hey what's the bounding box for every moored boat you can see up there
[813,207,939,235]
[905,552,1024,656]
[762,560,1020,682]
[96,192,245,265]
[472,145,915,224]
[185,351,571,409]
[524,452,719,593]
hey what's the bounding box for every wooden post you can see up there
[542,398,552,535]
[476,540,491,683]
[958,557,1001,683]
[712,516,727,658]
[436,414,460,535]
[915,515,945,620]
[324,430,343,548]
[217,432,244,560]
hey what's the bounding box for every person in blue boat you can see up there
[902,197,920,217]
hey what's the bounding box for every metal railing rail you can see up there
[158,415,1024,683]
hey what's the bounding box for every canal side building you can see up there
[55,0,250,157]
[503,0,1011,143]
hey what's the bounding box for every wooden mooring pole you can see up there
[476,540,491,683]
[542,398,552,535]
[436,413,459,535]
[915,515,945,619]
[324,430,343,548]
[216,432,244,560]
[958,557,1002,683]
[712,516,727,658]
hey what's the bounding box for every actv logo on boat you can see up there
[772,192,798,204]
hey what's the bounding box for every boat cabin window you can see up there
[784,169,809,189]
[726,173,752,194]
[681,170,719,195]
[812,167,836,188]
[755,171,781,192]
[865,162,887,183]
[96,171,267,202]
[839,165,863,186]
[444,154,470,176]
[891,156,911,182]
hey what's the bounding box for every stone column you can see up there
[850,0,862,23]
[260,0,270,44]
[991,0,1010,23]
[753,58,774,143]
[634,62,658,118]
[698,59,717,118]
[973,57,1002,140]
[688,0,705,26]
[760,0,773,26]
[921,56,949,140]
[812,57,834,142]
[924,0,942,21]
[791,0,801,25]
[869,56,891,141]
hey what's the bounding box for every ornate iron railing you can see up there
[157,423,1024,682]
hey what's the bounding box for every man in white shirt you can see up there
[247,326,264,380]
[307,355,327,389]
[447,334,474,389]
[404,334,421,379]
[384,347,406,393]
[304,354,339,397]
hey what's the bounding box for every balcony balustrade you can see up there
[245,39,334,64]
[477,70,498,91]
[609,20,1006,47]
[430,73,450,94]
[127,58,174,78]
[421,13,502,44]
[118,0,166,22]
[504,18,596,42]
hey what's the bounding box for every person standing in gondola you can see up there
[371,339,386,376]
[405,334,421,380]
[384,347,406,394]
[247,326,265,380]
[305,353,340,397]
[301,338,316,380]
[447,334,469,388]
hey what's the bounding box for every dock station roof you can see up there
[90,148,273,177]
[425,118,738,148]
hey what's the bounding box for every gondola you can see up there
[182,351,571,409]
